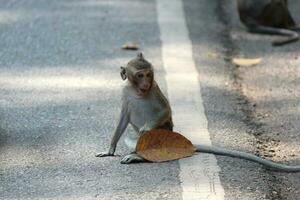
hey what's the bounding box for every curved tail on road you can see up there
[195,144,300,172]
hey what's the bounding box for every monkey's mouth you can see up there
[138,84,152,95]
[138,88,150,95]
[139,88,147,93]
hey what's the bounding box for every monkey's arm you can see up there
[96,101,129,157]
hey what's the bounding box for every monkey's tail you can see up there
[248,26,299,46]
[194,144,300,172]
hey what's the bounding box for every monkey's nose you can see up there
[141,83,151,90]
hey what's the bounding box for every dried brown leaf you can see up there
[232,57,262,66]
[207,52,221,59]
[136,129,195,162]
[122,42,139,50]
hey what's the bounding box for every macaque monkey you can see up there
[96,53,173,164]
[96,53,300,172]
[237,0,299,46]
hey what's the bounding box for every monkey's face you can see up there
[134,69,153,96]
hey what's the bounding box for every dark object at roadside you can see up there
[237,0,300,46]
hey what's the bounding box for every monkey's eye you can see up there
[137,74,144,78]
[146,73,152,78]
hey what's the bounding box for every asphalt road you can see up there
[0,0,299,200]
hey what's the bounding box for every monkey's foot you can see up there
[120,153,145,164]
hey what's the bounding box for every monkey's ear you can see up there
[120,66,127,80]
[137,52,144,60]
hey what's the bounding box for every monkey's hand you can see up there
[95,151,114,157]
[95,147,115,157]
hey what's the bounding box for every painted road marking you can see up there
[156,0,225,199]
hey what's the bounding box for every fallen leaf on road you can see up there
[231,57,262,66]
[136,129,195,162]
[208,52,221,59]
[122,42,139,50]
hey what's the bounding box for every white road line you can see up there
[156,0,225,199]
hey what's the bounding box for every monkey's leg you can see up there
[120,153,147,164]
